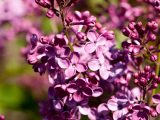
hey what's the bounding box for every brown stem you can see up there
[59,5,74,51]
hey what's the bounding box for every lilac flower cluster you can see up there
[134,65,160,91]
[0,0,41,40]
[35,0,79,18]
[98,0,143,30]
[122,21,159,66]
[22,0,160,120]
[0,0,42,61]
[145,0,160,11]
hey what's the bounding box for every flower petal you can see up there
[57,58,69,68]
[78,105,90,115]
[156,104,160,114]
[131,87,140,100]
[66,83,77,93]
[73,91,84,102]
[61,111,71,119]
[70,52,80,64]
[83,87,92,96]
[88,108,97,120]
[99,67,110,80]
[97,103,108,113]
[53,100,64,111]
[84,42,96,53]
[65,66,76,78]
[113,108,128,120]
[87,30,97,42]
[76,79,86,87]
[96,36,106,46]
[107,98,118,111]
[88,59,100,71]
[152,94,160,104]
[92,87,103,97]
[76,63,87,72]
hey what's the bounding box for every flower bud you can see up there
[134,72,139,78]
[30,34,38,47]
[150,54,158,62]
[122,28,130,36]
[144,65,151,71]
[77,32,86,41]
[150,109,158,117]
[82,11,90,19]
[46,9,54,18]
[148,32,156,41]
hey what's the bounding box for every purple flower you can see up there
[0,0,26,21]
[107,97,129,120]
[99,1,143,29]
[133,66,160,91]
[152,94,160,114]
[145,0,160,12]
[58,52,87,78]
[107,87,141,120]
[66,79,92,102]
[88,55,112,80]
[131,103,151,120]
[88,103,111,120]
[84,30,112,54]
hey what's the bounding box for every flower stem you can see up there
[59,7,74,51]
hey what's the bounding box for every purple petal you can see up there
[113,108,128,120]
[92,87,103,97]
[76,79,86,87]
[129,45,140,54]
[88,59,100,71]
[95,47,105,59]
[54,85,67,98]
[70,52,80,64]
[57,58,69,68]
[152,94,160,104]
[156,104,160,114]
[48,74,55,84]
[132,111,148,120]
[96,36,106,46]
[107,98,118,111]
[88,108,97,120]
[65,66,76,78]
[131,87,140,100]
[84,42,96,53]
[133,104,141,110]
[76,63,87,72]
[87,30,97,42]
[48,86,55,98]
[53,100,64,111]
[61,111,71,119]
[66,98,77,108]
[97,103,108,113]
[99,67,110,80]
[66,83,77,93]
[82,87,92,96]
[78,105,90,115]
[73,91,84,102]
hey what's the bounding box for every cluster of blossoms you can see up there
[98,0,143,30]
[0,0,43,60]
[122,20,159,65]
[145,0,160,11]
[21,0,160,120]
[0,0,41,40]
